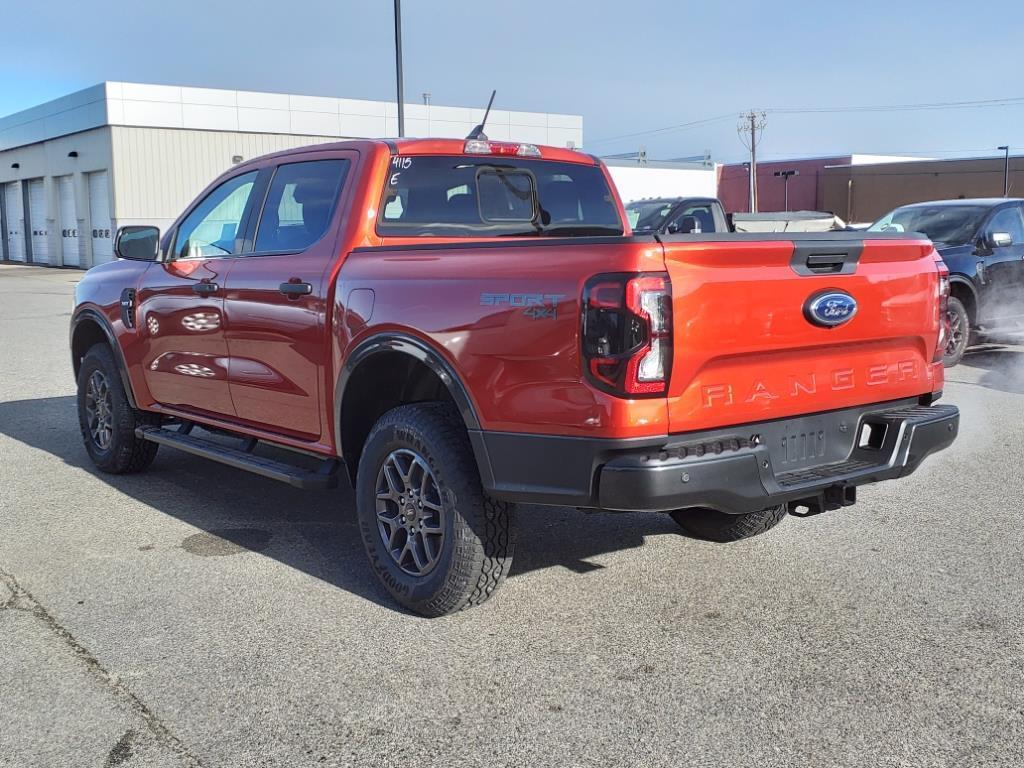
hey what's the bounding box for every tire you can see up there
[77,344,159,473]
[355,402,514,617]
[943,296,969,368]
[670,504,788,543]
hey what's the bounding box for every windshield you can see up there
[869,204,987,246]
[377,156,623,237]
[625,201,676,231]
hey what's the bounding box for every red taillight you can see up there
[582,273,672,397]
[933,258,950,363]
[464,139,542,157]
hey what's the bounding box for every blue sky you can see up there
[1,0,1022,163]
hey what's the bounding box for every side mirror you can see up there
[115,226,160,261]
[987,231,1013,249]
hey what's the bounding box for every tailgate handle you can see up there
[791,241,864,276]
[805,253,847,273]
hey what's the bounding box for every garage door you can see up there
[88,171,113,264]
[27,178,49,264]
[4,182,25,262]
[58,176,80,267]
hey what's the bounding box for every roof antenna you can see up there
[465,90,496,140]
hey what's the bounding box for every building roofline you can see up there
[0,81,583,153]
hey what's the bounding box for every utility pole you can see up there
[998,145,1010,196]
[774,169,799,211]
[737,111,766,212]
[394,0,405,137]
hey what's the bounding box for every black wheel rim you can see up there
[85,370,113,450]
[375,449,446,577]
[946,307,965,356]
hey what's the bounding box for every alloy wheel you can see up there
[375,449,446,577]
[85,370,114,450]
[946,307,965,357]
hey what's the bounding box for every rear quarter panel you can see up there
[337,240,669,438]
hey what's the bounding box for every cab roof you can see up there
[234,137,599,169]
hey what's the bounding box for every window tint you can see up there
[174,172,257,259]
[378,156,622,237]
[985,206,1024,245]
[254,159,349,253]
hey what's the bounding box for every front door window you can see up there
[173,172,258,259]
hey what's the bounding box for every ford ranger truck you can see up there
[70,138,959,616]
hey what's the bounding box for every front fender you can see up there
[69,308,139,409]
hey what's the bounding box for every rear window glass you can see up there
[377,156,623,237]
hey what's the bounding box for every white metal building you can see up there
[0,82,584,269]
[604,159,718,204]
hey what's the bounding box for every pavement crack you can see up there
[0,569,206,767]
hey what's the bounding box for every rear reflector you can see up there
[464,140,542,157]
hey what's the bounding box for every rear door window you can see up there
[254,159,349,253]
[377,156,623,237]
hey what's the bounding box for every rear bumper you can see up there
[472,400,959,515]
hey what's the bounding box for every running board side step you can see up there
[135,426,340,490]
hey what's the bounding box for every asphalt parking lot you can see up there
[1,263,1022,768]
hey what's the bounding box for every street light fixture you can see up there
[773,169,799,211]
[998,146,1010,197]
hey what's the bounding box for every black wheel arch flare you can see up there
[334,333,489,483]
[70,308,139,409]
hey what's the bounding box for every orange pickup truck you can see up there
[70,137,959,615]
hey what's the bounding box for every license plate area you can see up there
[760,410,862,474]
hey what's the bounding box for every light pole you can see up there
[394,0,405,137]
[998,145,1009,196]
[774,169,799,211]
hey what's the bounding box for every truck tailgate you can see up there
[661,235,943,433]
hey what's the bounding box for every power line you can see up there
[587,96,1024,148]
[765,96,1024,115]
[586,114,735,146]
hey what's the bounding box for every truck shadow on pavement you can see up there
[958,345,1024,395]
[0,396,681,612]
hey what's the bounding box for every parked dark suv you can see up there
[870,198,1024,366]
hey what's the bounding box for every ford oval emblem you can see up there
[805,290,858,328]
